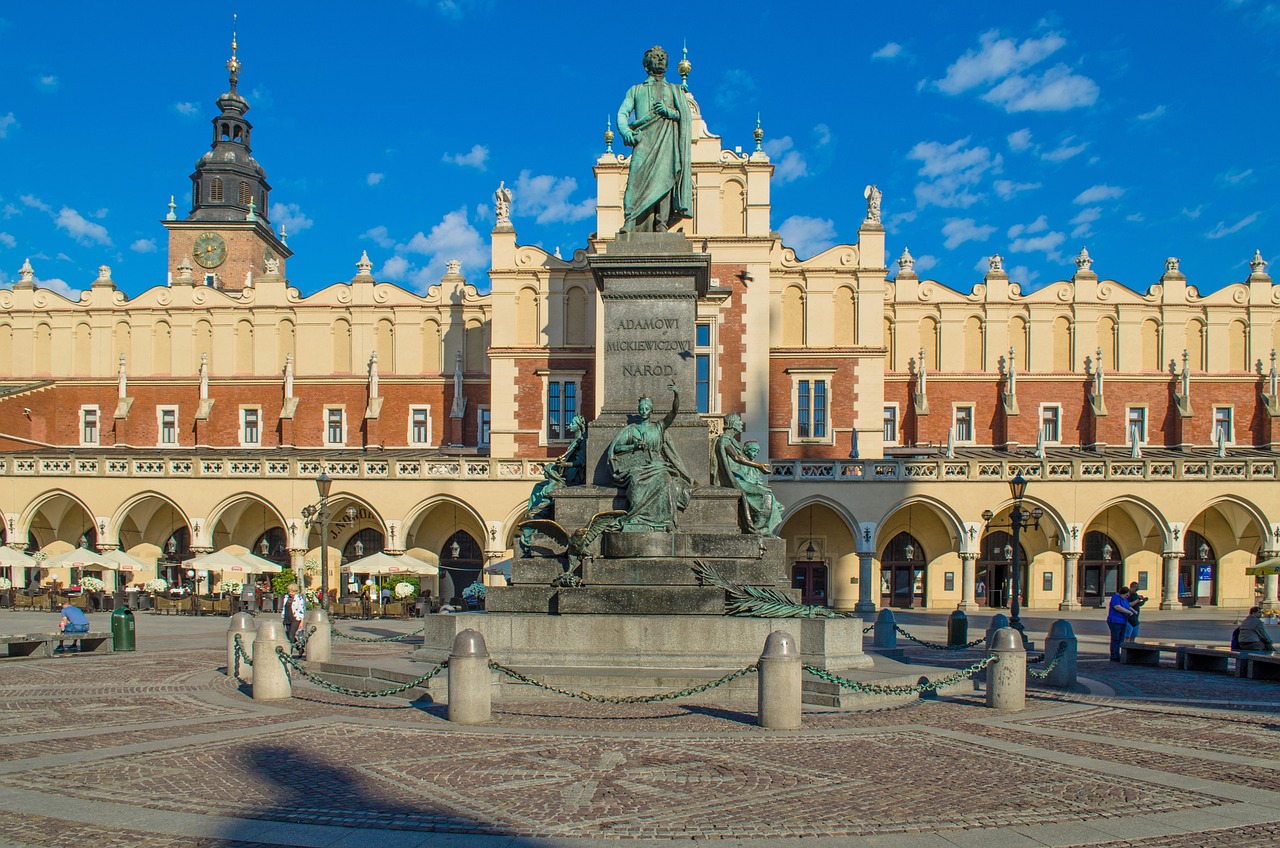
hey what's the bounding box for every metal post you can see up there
[319,506,330,607]
[1010,502,1024,637]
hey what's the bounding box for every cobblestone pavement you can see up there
[1,611,1279,847]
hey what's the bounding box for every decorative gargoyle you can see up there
[517,511,625,587]
[693,560,853,618]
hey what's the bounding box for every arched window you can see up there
[919,316,939,370]
[565,286,588,346]
[194,320,213,371]
[250,527,290,567]
[516,287,539,346]
[781,286,805,346]
[1228,320,1248,372]
[376,319,395,372]
[220,123,230,141]
[342,528,385,564]
[964,316,984,371]
[720,179,746,236]
[0,325,12,378]
[234,320,254,374]
[276,320,295,371]
[439,530,483,604]
[73,323,92,375]
[332,320,352,373]
[464,319,486,372]
[881,531,926,609]
[210,178,223,202]
[1009,316,1028,370]
[33,324,52,376]
[1052,316,1073,371]
[1181,530,1217,606]
[152,321,172,376]
[421,320,441,373]
[1096,317,1117,370]
[1186,319,1206,371]
[1141,319,1161,371]
[977,530,1028,609]
[834,287,857,346]
[1080,530,1121,607]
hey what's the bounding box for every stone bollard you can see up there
[448,628,491,725]
[947,608,969,647]
[757,630,802,730]
[984,613,1010,650]
[252,619,292,701]
[1042,619,1078,689]
[986,627,1027,711]
[226,612,256,683]
[302,608,331,663]
[873,608,897,649]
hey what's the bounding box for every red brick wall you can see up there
[767,352,859,459]
[509,353,595,458]
[711,264,747,414]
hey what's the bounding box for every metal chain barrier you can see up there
[332,623,426,643]
[863,623,875,634]
[803,655,996,697]
[1028,641,1068,679]
[232,633,253,677]
[293,625,316,652]
[489,660,758,704]
[893,624,986,651]
[274,647,448,698]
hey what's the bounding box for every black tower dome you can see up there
[187,28,271,224]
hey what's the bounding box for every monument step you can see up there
[556,586,725,616]
[601,531,772,560]
[581,557,786,587]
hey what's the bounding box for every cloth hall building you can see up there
[1,47,1278,613]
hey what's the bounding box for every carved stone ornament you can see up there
[176,255,195,282]
[897,247,915,272]
[1075,247,1093,271]
[98,265,112,281]
[1165,256,1180,273]
[264,256,280,274]
[1251,249,1268,275]
[19,257,34,283]
[863,184,882,224]
[988,254,1004,273]
[446,259,462,276]
[356,250,373,277]
[494,181,512,226]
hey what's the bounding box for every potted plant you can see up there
[462,580,486,610]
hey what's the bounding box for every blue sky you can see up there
[0,1,1276,300]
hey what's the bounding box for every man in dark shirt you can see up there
[1125,581,1147,640]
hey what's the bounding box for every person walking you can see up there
[281,583,306,655]
[1107,585,1135,662]
[1125,581,1148,641]
[1237,606,1276,654]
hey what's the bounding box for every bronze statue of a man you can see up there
[616,46,693,234]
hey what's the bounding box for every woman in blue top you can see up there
[1106,586,1134,661]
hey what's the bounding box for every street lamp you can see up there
[300,472,336,608]
[980,472,1042,641]
[186,568,203,616]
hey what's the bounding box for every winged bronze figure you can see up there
[517,510,625,587]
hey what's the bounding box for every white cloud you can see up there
[777,215,837,258]
[37,75,58,90]
[361,225,395,249]
[1007,265,1038,285]
[1206,213,1260,239]
[367,172,384,186]
[270,202,314,234]
[1070,207,1102,238]
[908,137,1001,209]
[1073,184,1124,204]
[714,69,757,112]
[872,42,903,60]
[399,207,487,287]
[1220,168,1254,185]
[91,208,108,219]
[983,64,1099,112]
[512,170,594,224]
[993,179,1041,200]
[763,136,807,183]
[37,277,81,300]
[1041,136,1088,162]
[1182,206,1203,220]
[249,85,274,108]
[942,218,996,250]
[2,203,17,218]
[442,144,490,170]
[934,30,1067,95]
[0,113,16,138]
[1137,105,1167,121]
[1007,216,1049,238]
[913,254,939,273]
[377,255,410,281]
[174,102,200,117]
[130,238,157,253]
[1126,213,1146,222]
[1007,129,1033,152]
[1008,229,1067,262]
[55,207,111,246]
[0,232,14,248]
[886,211,918,231]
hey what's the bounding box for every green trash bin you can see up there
[110,606,136,652]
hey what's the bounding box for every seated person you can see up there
[56,603,90,653]
[1237,606,1276,654]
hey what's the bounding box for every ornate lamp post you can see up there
[300,471,335,608]
[981,473,1042,641]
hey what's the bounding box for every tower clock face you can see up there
[192,232,228,269]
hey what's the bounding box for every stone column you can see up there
[1259,551,1279,610]
[854,552,877,613]
[1160,552,1181,610]
[289,547,306,576]
[959,552,978,613]
[1059,552,1082,611]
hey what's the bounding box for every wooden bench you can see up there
[1119,641,1182,665]
[1176,646,1247,676]
[0,631,113,658]
[1246,653,1280,680]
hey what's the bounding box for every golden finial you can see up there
[226,13,242,85]
[753,114,764,152]
[604,115,614,154]
[678,40,691,89]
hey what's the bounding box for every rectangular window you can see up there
[695,322,713,414]
[1127,406,1147,444]
[798,380,810,438]
[1213,406,1233,445]
[478,407,491,447]
[326,408,345,446]
[241,408,260,446]
[547,380,577,440]
[796,379,828,439]
[953,405,974,443]
[813,380,826,439]
[410,406,431,446]
[883,405,898,444]
[158,407,178,446]
[204,273,216,287]
[1040,405,1061,444]
[80,406,99,447]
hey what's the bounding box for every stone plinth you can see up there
[585,232,712,488]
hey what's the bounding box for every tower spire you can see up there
[227,13,241,90]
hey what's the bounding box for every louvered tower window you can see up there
[210,178,223,202]
[239,181,251,205]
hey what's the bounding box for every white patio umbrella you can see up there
[102,549,150,572]
[43,546,122,570]
[0,546,35,590]
[183,548,283,575]
[340,551,437,576]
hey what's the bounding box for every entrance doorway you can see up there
[1079,530,1121,607]
[1180,531,1216,606]
[978,531,1027,609]
[791,561,828,606]
[880,531,926,608]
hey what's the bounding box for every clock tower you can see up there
[163,28,291,290]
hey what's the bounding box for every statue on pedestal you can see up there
[520,414,587,553]
[608,382,693,531]
[712,413,783,536]
[616,46,692,234]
